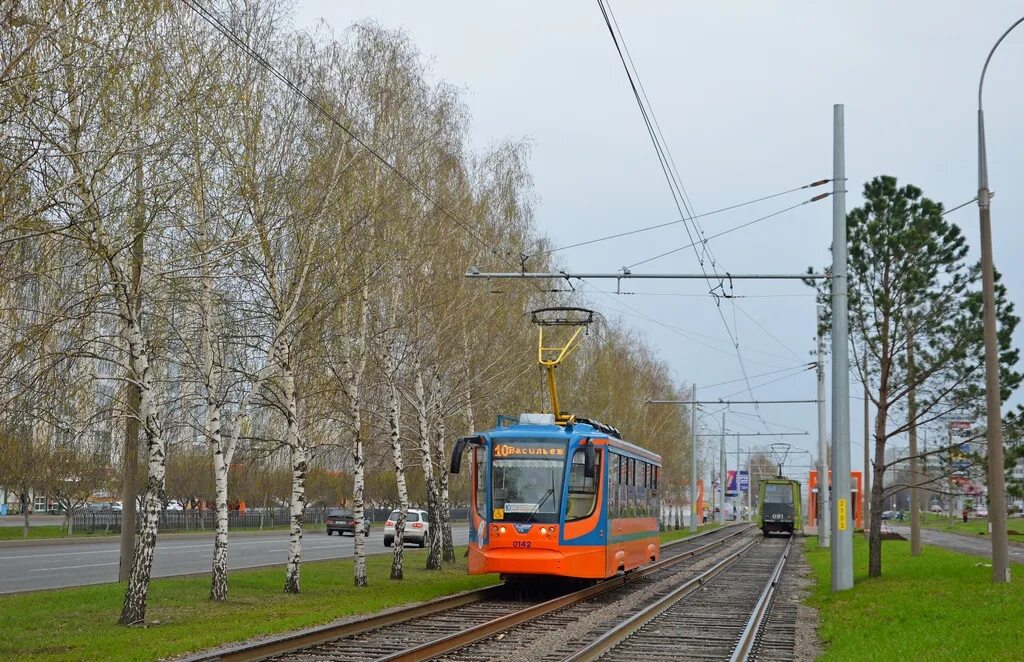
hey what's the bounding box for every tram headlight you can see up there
[499,526,507,535]
[540,527,547,535]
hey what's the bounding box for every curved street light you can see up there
[976,15,1024,585]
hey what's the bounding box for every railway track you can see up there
[182,524,751,662]
[564,535,794,662]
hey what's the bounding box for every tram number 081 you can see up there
[512,541,532,548]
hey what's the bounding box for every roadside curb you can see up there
[0,527,322,549]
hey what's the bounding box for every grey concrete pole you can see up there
[817,305,830,548]
[863,379,871,541]
[719,411,726,526]
[830,103,854,591]
[976,18,1021,583]
[736,435,741,518]
[745,448,751,519]
[690,384,698,532]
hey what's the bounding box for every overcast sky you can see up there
[295,1,1024,485]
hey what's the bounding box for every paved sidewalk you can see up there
[888,525,1024,564]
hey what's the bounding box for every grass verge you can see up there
[0,545,496,662]
[805,534,1024,660]
[660,522,723,544]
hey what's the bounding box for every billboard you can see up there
[726,470,738,497]
[739,470,749,493]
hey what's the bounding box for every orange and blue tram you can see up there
[451,414,662,580]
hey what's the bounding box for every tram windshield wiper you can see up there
[523,488,554,526]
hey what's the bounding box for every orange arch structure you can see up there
[808,470,863,530]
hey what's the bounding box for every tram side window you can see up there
[474,449,486,517]
[652,467,659,517]
[629,459,637,517]
[607,454,617,518]
[614,452,622,520]
[567,448,602,520]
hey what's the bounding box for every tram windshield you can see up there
[764,483,794,504]
[490,440,567,523]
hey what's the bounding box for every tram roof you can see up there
[482,421,662,463]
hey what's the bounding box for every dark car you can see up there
[326,508,370,536]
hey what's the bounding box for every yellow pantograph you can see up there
[535,315,588,425]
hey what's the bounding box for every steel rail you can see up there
[179,584,507,662]
[558,538,761,662]
[183,523,749,662]
[376,524,753,662]
[729,535,794,662]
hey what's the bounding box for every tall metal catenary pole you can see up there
[975,17,1021,584]
[690,385,698,532]
[736,435,741,518]
[745,448,751,519]
[817,305,830,548]
[720,411,727,525]
[830,104,853,591]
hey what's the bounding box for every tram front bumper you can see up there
[469,544,607,578]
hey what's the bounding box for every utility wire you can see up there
[596,0,765,427]
[625,194,828,270]
[531,179,830,258]
[732,300,802,360]
[942,197,979,216]
[597,0,792,432]
[700,363,815,389]
[718,364,817,400]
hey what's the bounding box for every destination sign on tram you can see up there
[493,443,565,458]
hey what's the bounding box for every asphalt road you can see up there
[0,527,470,594]
[888,524,1024,563]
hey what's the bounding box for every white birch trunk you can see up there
[210,414,229,600]
[388,360,409,580]
[415,362,442,570]
[433,370,455,563]
[282,341,306,594]
[347,284,370,587]
[119,321,165,625]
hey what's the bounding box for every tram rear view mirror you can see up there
[584,442,596,479]
[450,438,467,474]
[450,436,481,474]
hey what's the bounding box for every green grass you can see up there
[0,545,496,662]
[659,521,723,543]
[0,525,71,540]
[805,535,1024,660]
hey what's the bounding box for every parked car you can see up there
[325,508,370,536]
[164,500,184,511]
[929,504,944,514]
[880,510,898,520]
[383,509,430,547]
[111,501,123,512]
[974,506,989,518]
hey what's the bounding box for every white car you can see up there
[164,500,184,511]
[975,507,989,518]
[383,508,430,547]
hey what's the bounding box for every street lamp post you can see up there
[976,15,1023,585]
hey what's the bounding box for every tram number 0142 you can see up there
[512,541,532,549]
